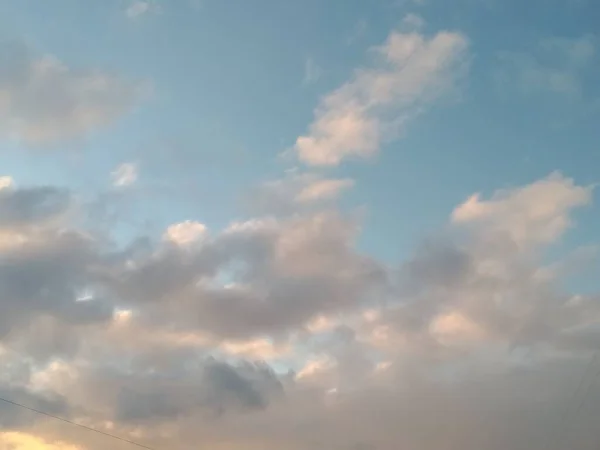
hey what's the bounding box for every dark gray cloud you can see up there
[202,360,282,414]
[48,357,285,424]
[0,186,71,228]
[0,229,113,339]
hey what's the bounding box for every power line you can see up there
[0,396,158,450]
[562,358,600,446]
[552,352,599,449]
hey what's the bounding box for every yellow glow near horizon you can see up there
[0,432,83,450]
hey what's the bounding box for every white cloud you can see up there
[346,19,368,45]
[0,176,14,190]
[293,22,469,166]
[0,41,145,145]
[219,338,291,361]
[163,220,207,246]
[295,177,355,203]
[110,162,138,188]
[252,172,355,214]
[429,311,487,346]
[452,172,592,248]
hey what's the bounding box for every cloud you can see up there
[0,229,111,341]
[293,20,468,166]
[110,359,282,422]
[0,184,115,347]
[378,173,598,358]
[0,185,72,230]
[540,34,596,67]
[252,171,355,214]
[110,162,138,188]
[0,40,145,145]
[452,172,592,248]
[295,177,355,203]
[346,19,368,45]
[163,220,208,246]
[107,210,384,340]
[0,176,14,190]
[303,57,323,85]
[401,13,425,30]
[0,172,598,449]
[0,386,68,430]
[496,34,596,98]
[125,1,160,19]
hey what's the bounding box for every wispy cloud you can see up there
[496,34,596,98]
[293,19,469,166]
[303,57,323,85]
[111,162,138,188]
[249,171,355,215]
[346,19,368,45]
[401,13,425,30]
[125,0,161,19]
[0,40,147,146]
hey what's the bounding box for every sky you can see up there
[0,0,599,449]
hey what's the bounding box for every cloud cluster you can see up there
[0,169,598,450]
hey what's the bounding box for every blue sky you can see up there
[0,1,599,449]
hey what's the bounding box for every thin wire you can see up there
[562,363,600,446]
[553,352,598,449]
[0,396,158,450]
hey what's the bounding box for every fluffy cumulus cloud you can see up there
[0,40,145,145]
[293,19,469,166]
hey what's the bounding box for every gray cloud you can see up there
[0,174,598,450]
[0,186,71,229]
[106,211,385,340]
[0,40,145,145]
[0,386,68,430]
